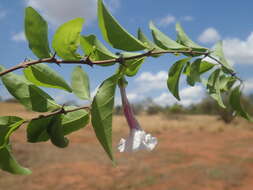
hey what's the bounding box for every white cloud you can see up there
[11,31,26,42]
[135,71,167,93]
[222,33,253,65]
[157,15,176,27]
[198,27,221,44]
[25,0,120,26]
[154,86,204,107]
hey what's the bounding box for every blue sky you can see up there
[1,0,253,106]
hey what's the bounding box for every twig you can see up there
[24,105,90,123]
[0,49,207,77]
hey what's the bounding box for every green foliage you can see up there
[137,28,163,52]
[167,58,190,100]
[149,22,187,50]
[91,74,118,161]
[24,63,72,92]
[207,69,226,108]
[1,71,60,112]
[71,66,90,100]
[27,106,89,143]
[97,0,146,51]
[212,41,234,73]
[52,18,84,60]
[230,86,252,121]
[0,146,31,175]
[0,116,31,175]
[47,114,69,148]
[175,22,207,52]
[0,116,24,147]
[25,7,51,59]
[80,35,117,64]
[0,1,251,175]
[124,58,145,77]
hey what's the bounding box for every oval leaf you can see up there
[0,116,24,147]
[149,22,187,50]
[212,41,234,72]
[167,58,190,100]
[138,28,163,52]
[207,69,226,108]
[25,7,51,58]
[125,58,145,77]
[1,72,60,112]
[97,0,145,51]
[27,107,89,143]
[91,74,118,161]
[80,35,117,61]
[71,66,90,100]
[24,63,72,92]
[0,146,31,175]
[176,22,207,51]
[229,86,252,121]
[47,115,69,148]
[52,18,84,60]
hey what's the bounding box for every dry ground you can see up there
[1,102,253,190]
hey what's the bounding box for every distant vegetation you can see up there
[2,93,253,124]
[114,93,253,123]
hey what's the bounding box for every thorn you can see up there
[60,104,67,114]
[147,48,155,55]
[84,54,94,67]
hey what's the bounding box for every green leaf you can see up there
[47,115,69,148]
[0,116,31,175]
[207,69,226,108]
[91,74,118,161]
[219,75,236,91]
[167,58,190,100]
[125,58,145,77]
[26,117,51,143]
[229,86,252,121]
[199,61,215,74]
[25,7,51,59]
[61,106,90,135]
[80,35,117,64]
[1,72,60,112]
[212,41,234,72]
[27,106,89,142]
[97,0,145,51]
[0,116,24,147]
[71,66,90,100]
[176,23,207,51]
[149,22,187,50]
[24,63,72,92]
[187,58,202,86]
[138,28,163,52]
[52,18,84,60]
[0,146,31,175]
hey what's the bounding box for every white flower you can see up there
[118,129,158,152]
[117,79,158,153]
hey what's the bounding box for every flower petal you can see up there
[117,129,157,152]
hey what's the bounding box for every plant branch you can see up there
[207,55,243,83]
[0,49,208,77]
[24,105,90,123]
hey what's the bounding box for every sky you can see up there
[1,0,253,107]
